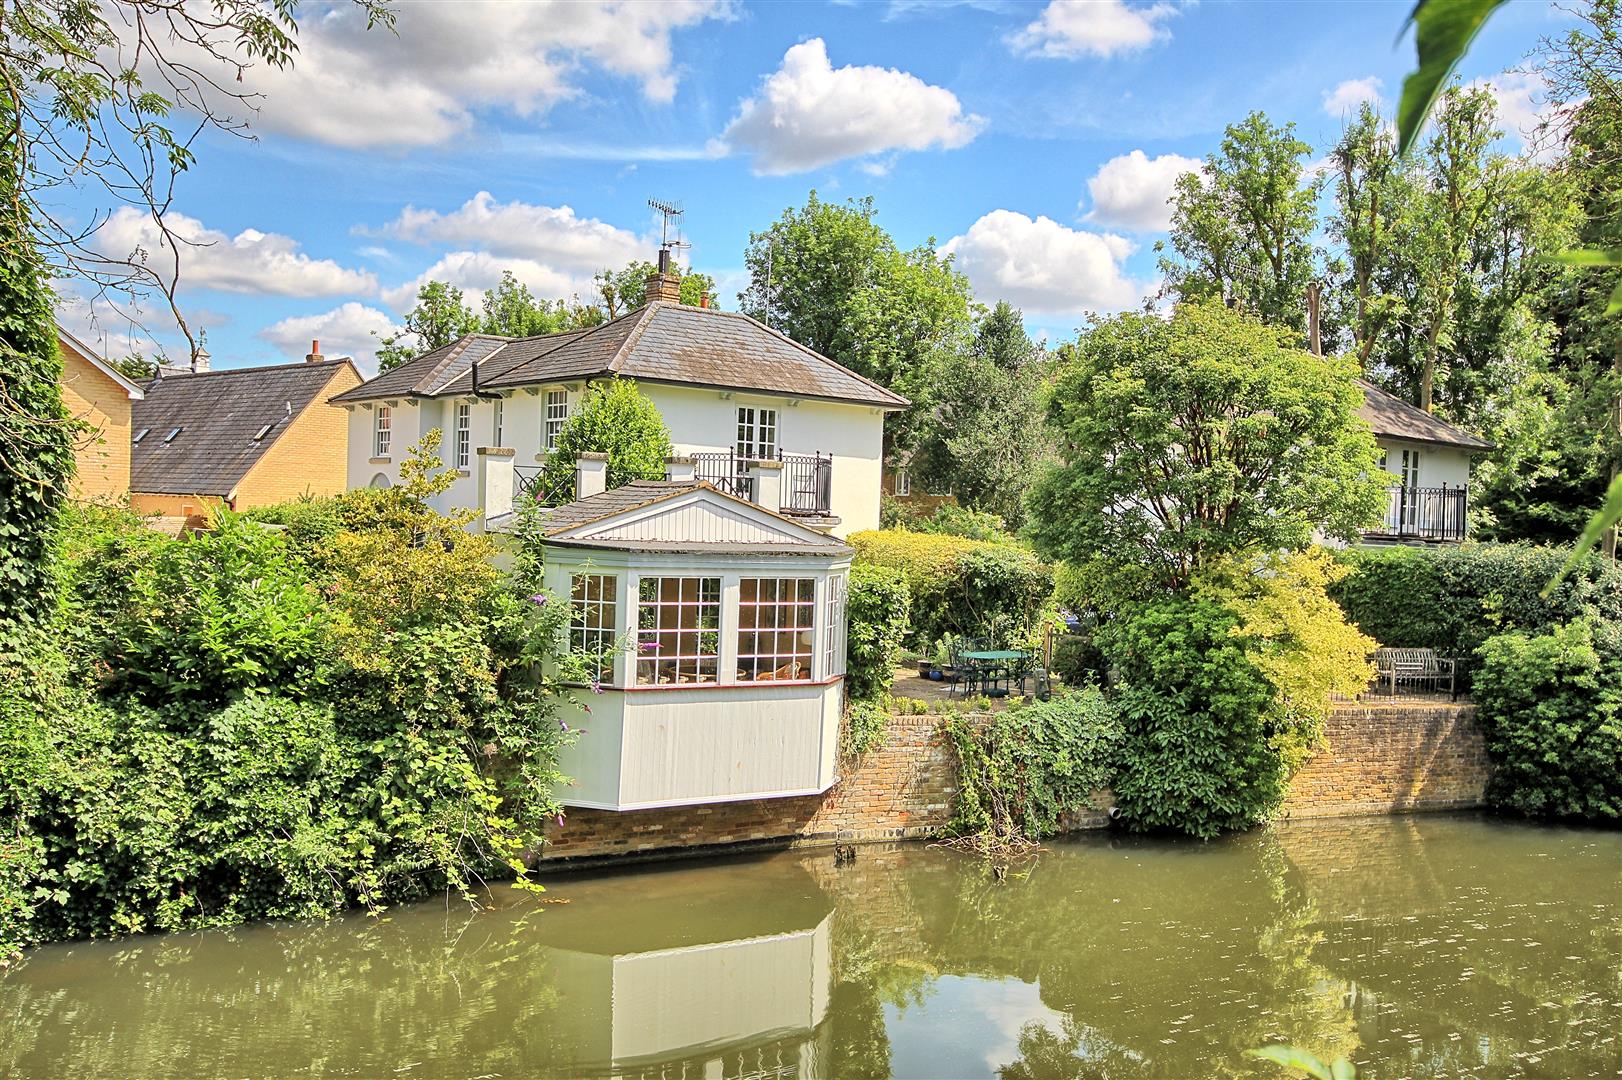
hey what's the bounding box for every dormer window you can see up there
[132,427,150,445]
[164,427,182,443]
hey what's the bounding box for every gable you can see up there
[551,488,844,551]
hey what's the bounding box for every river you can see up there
[2,814,1618,1078]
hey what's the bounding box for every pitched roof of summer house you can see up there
[130,359,358,496]
[330,301,909,410]
[491,479,853,557]
[1357,380,1494,452]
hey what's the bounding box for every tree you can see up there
[739,191,974,453]
[1329,104,1408,367]
[912,302,1054,527]
[594,260,715,317]
[1158,113,1322,335]
[536,379,672,504]
[375,281,480,372]
[1026,300,1386,591]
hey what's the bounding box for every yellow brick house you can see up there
[56,327,146,499]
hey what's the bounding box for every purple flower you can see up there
[590,679,603,695]
[528,593,549,607]
[638,640,659,652]
[558,718,569,732]
[555,813,566,827]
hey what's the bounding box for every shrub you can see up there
[849,528,1054,648]
[1050,634,1105,688]
[537,378,671,503]
[908,503,1016,543]
[843,698,892,758]
[1473,620,1622,821]
[1101,597,1285,838]
[944,686,1120,841]
[1331,542,1622,660]
[846,562,911,702]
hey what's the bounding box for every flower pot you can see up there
[927,669,944,681]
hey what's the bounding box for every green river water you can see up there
[2,814,1619,1079]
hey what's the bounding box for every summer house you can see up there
[490,455,853,810]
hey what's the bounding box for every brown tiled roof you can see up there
[1358,380,1493,451]
[332,303,909,409]
[131,360,356,496]
[535,479,703,534]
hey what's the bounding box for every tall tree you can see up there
[1158,113,1323,335]
[739,192,973,454]
[376,281,480,372]
[1329,104,1409,367]
[912,301,1053,527]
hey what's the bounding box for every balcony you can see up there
[1364,484,1468,544]
[691,450,834,518]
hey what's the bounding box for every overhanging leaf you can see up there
[1246,1045,1339,1080]
[1551,248,1622,314]
[1396,0,1512,156]
[1547,474,1622,595]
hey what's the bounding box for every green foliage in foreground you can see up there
[943,687,1121,842]
[1248,1044,1356,1080]
[1,466,580,962]
[1473,620,1622,822]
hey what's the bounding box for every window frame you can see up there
[545,390,569,451]
[635,575,723,686]
[894,466,912,497]
[735,577,817,683]
[373,406,391,458]
[568,573,619,685]
[454,401,471,469]
[824,573,848,680]
[492,398,504,448]
[736,405,778,460]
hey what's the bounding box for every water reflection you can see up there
[3,815,1619,1079]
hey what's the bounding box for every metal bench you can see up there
[1373,647,1458,699]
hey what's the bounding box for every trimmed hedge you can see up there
[1474,620,1622,821]
[849,528,1054,648]
[1330,543,1622,659]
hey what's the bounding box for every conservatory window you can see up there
[545,390,569,450]
[824,574,847,679]
[636,577,721,685]
[737,577,815,682]
[454,402,471,468]
[736,406,777,460]
[373,406,391,457]
[569,574,618,684]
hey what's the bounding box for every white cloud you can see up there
[235,1,731,149]
[96,207,376,297]
[259,302,398,374]
[377,192,645,270]
[1322,76,1384,117]
[943,210,1148,316]
[718,38,984,174]
[380,251,592,313]
[1009,0,1179,59]
[1469,72,1561,161]
[1084,150,1202,232]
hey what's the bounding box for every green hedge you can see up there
[1331,543,1622,658]
[1474,621,1622,821]
[849,528,1054,649]
[846,563,910,703]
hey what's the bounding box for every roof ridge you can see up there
[152,357,354,380]
[654,302,908,406]
[607,304,660,375]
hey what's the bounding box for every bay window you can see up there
[737,577,815,682]
[636,576,721,685]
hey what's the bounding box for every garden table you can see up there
[960,650,1030,695]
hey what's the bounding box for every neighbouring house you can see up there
[1358,380,1494,544]
[331,259,908,538]
[129,341,361,518]
[487,454,853,810]
[56,327,145,499]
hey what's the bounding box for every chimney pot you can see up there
[305,338,325,364]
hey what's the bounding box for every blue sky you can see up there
[58,0,1572,374]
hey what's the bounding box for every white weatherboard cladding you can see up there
[566,493,827,547]
[344,379,886,536]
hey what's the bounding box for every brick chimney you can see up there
[305,339,325,364]
[645,248,683,304]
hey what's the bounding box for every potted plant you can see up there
[929,636,955,681]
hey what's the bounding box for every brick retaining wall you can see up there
[1283,701,1489,819]
[538,699,1489,866]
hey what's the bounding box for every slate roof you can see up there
[1358,380,1494,452]
[489,478,852,556]
[330,302,909,409]
[131,360,355,496]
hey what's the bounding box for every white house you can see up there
[331,267,907,538]
[485,454,853,810]
[1357,380,1493,544]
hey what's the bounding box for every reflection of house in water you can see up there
[536,866,834,1078]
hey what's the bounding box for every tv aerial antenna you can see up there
[648,198,690,260]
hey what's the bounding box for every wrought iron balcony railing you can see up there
[1364,484,1468,543]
